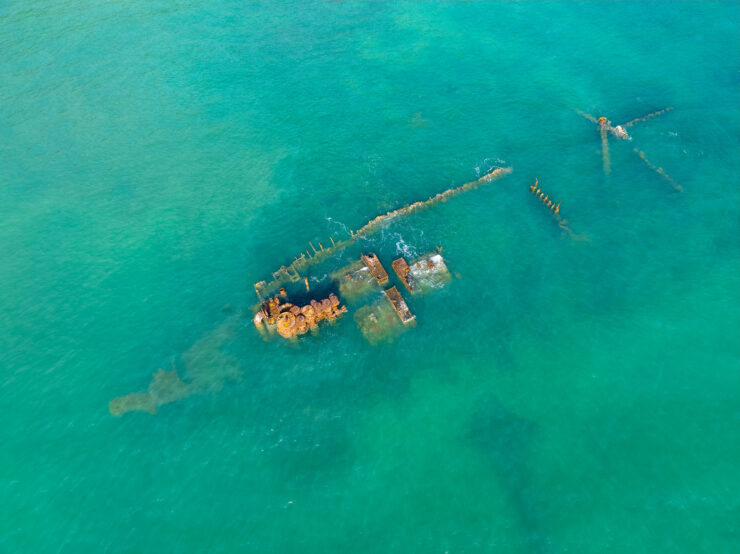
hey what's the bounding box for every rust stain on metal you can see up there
[361,253,389,285]
[529,179,589,242]
[391,258,415,293]
[384,286,415,324]
[253,293,347,339]
[253,167,512,299]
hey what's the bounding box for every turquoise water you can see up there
[2,1,739,551]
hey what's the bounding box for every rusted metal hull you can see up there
[362,253,389,285]
[384,286,415,324]
[254,293,347,339]
[392,257,415,293]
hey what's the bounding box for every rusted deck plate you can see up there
[331,259,380,301]
[384,286,415,324]
[408,253,451,294]
[362,253,389,285]
[391,257,415,293]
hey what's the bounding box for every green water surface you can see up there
[1,1,739,552]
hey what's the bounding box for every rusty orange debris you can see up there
[253,293,347,339]
[391,258,415,293]
[253,167,512,300]
[384,286,415,324]
[362,253,389,285]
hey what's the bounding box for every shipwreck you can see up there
[251,167,510,342]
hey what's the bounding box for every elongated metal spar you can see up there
[633,148,682,192]
[600,126,611,175]
[254,166,513,299]
[622,107,673,128]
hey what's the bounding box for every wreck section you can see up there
[114,167,513,415]
[362,253,389,285]
[354,301,405,345]
[250,168,513,342]
[253,293,347,339]
[407,253,451,294]
[384,286,415,324]
[392,258,415,293]
[253,166,511,300]
[255,250,451,342]
[330,259,380,301]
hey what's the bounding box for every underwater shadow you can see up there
[469,394,551,554]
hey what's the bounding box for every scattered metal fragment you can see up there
[530,178,560,216]
[384,286,415,324]
[529,179,588,242]
[361,252,389,285]
[392,257,415,293]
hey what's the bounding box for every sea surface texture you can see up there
[2,2,739,552]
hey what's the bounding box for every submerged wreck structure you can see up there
[253,166,512,301]
[252,167,511,343]
[576,106,681,190]
[361,253,389,285]
[330,259,381,301]
[357,251,450,342]
[383,286,415,324]
[285,249,452,344]
[529,178,588,242]
[253,292,348,339]
[110,315,243,416]
[257,250,447,343]
[392,252,451,295]
[110,167,511,415]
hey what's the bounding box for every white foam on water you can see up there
[393,233,418,259]
[475,158,507,178]
[325,216,351,237]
